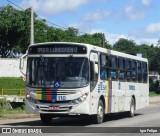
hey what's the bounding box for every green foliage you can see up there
[149,91,160,97]
[0,97,7,103]
[149,47,160,74]
[1,5,160,75]
[0,77,25,95]
[149,78,160,94]
[113,38,137,54]
[0,5,109,57]
[0,5,30,57]
[0,105,25,115]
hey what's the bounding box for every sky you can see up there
[1,0,160,45]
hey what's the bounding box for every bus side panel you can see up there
[90,80,111,115]
[90,83,99,115]
[139,83,149,108]
[125,82,141,111]
[118,81,126,111]
[112,81,126,113]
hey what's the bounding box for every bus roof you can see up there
[29,42,148,62]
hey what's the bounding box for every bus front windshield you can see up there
[26,57,89,88]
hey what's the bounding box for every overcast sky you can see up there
[1,0,160,45]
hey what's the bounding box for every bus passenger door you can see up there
[89,52,99,114]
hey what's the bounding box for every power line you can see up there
[6,0,87,34]
[6,0,107,46]
[7,0,24,10]
[38,16,67,30]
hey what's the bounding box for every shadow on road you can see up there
[1,113,142,127]
[104,113,141,122]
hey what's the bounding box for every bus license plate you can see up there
[49,106,59,110]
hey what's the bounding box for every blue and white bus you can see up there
[20,42,149,124]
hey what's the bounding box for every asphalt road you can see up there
[0,105,160,127]
[0,105,160,135]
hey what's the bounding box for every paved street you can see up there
[0,105,160,135]
[0,105,160,127]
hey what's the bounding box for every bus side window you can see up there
[118,57,125,80]
[109,56,117,80]
[100,54,109,80]
[126,59,131,81]
[131,60,137,82]
[142,62,148,83]
[137,61,142,82]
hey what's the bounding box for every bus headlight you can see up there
[26,92,30,99]
[72,92,88,104]
[26,92,37,104]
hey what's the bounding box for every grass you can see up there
[0,105,25,117]
[0,77,25,96]
[0,98,7,103]
[149,91,160,97]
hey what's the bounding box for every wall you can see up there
[0,58,26,77]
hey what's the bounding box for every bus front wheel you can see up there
[40,114,52,124]
[94,100,104,124]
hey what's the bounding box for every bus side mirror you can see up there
[19,54,27,76]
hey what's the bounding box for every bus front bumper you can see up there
[25,99,90,115]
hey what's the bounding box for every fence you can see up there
[1,88,25,97]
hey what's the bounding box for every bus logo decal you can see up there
[129,85,135,90]
[54,81,60,88]
[98,82,107,93]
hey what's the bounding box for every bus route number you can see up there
[57,96,66,101]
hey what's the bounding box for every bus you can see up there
[19,42,149,124]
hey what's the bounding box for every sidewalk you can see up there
[149,96,160,106]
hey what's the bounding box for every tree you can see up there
[0,6,31,57]
[113,38,137,54]
[64,27,78,42]
[0,6,21,57]
[34,19,48,43]
[149,47,160,74]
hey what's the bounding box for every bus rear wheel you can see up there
[40,114,52,124]
[128,97,135,117]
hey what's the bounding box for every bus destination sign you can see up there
[37,47,78,54]
[28,44,87,54]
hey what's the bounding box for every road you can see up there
[0,105,160,136]
[0,105,160,127]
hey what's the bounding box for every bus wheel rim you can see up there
[98,105,103,120]
[131,104,134,114]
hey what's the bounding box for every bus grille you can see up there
[38,105,72,112]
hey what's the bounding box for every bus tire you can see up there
[94,100,104,124]
[40,114,52,124]
[129,97,135,117]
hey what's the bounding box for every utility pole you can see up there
[30,7,34,44]
[102,33,105,48]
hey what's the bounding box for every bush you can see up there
[149,78,160,94]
